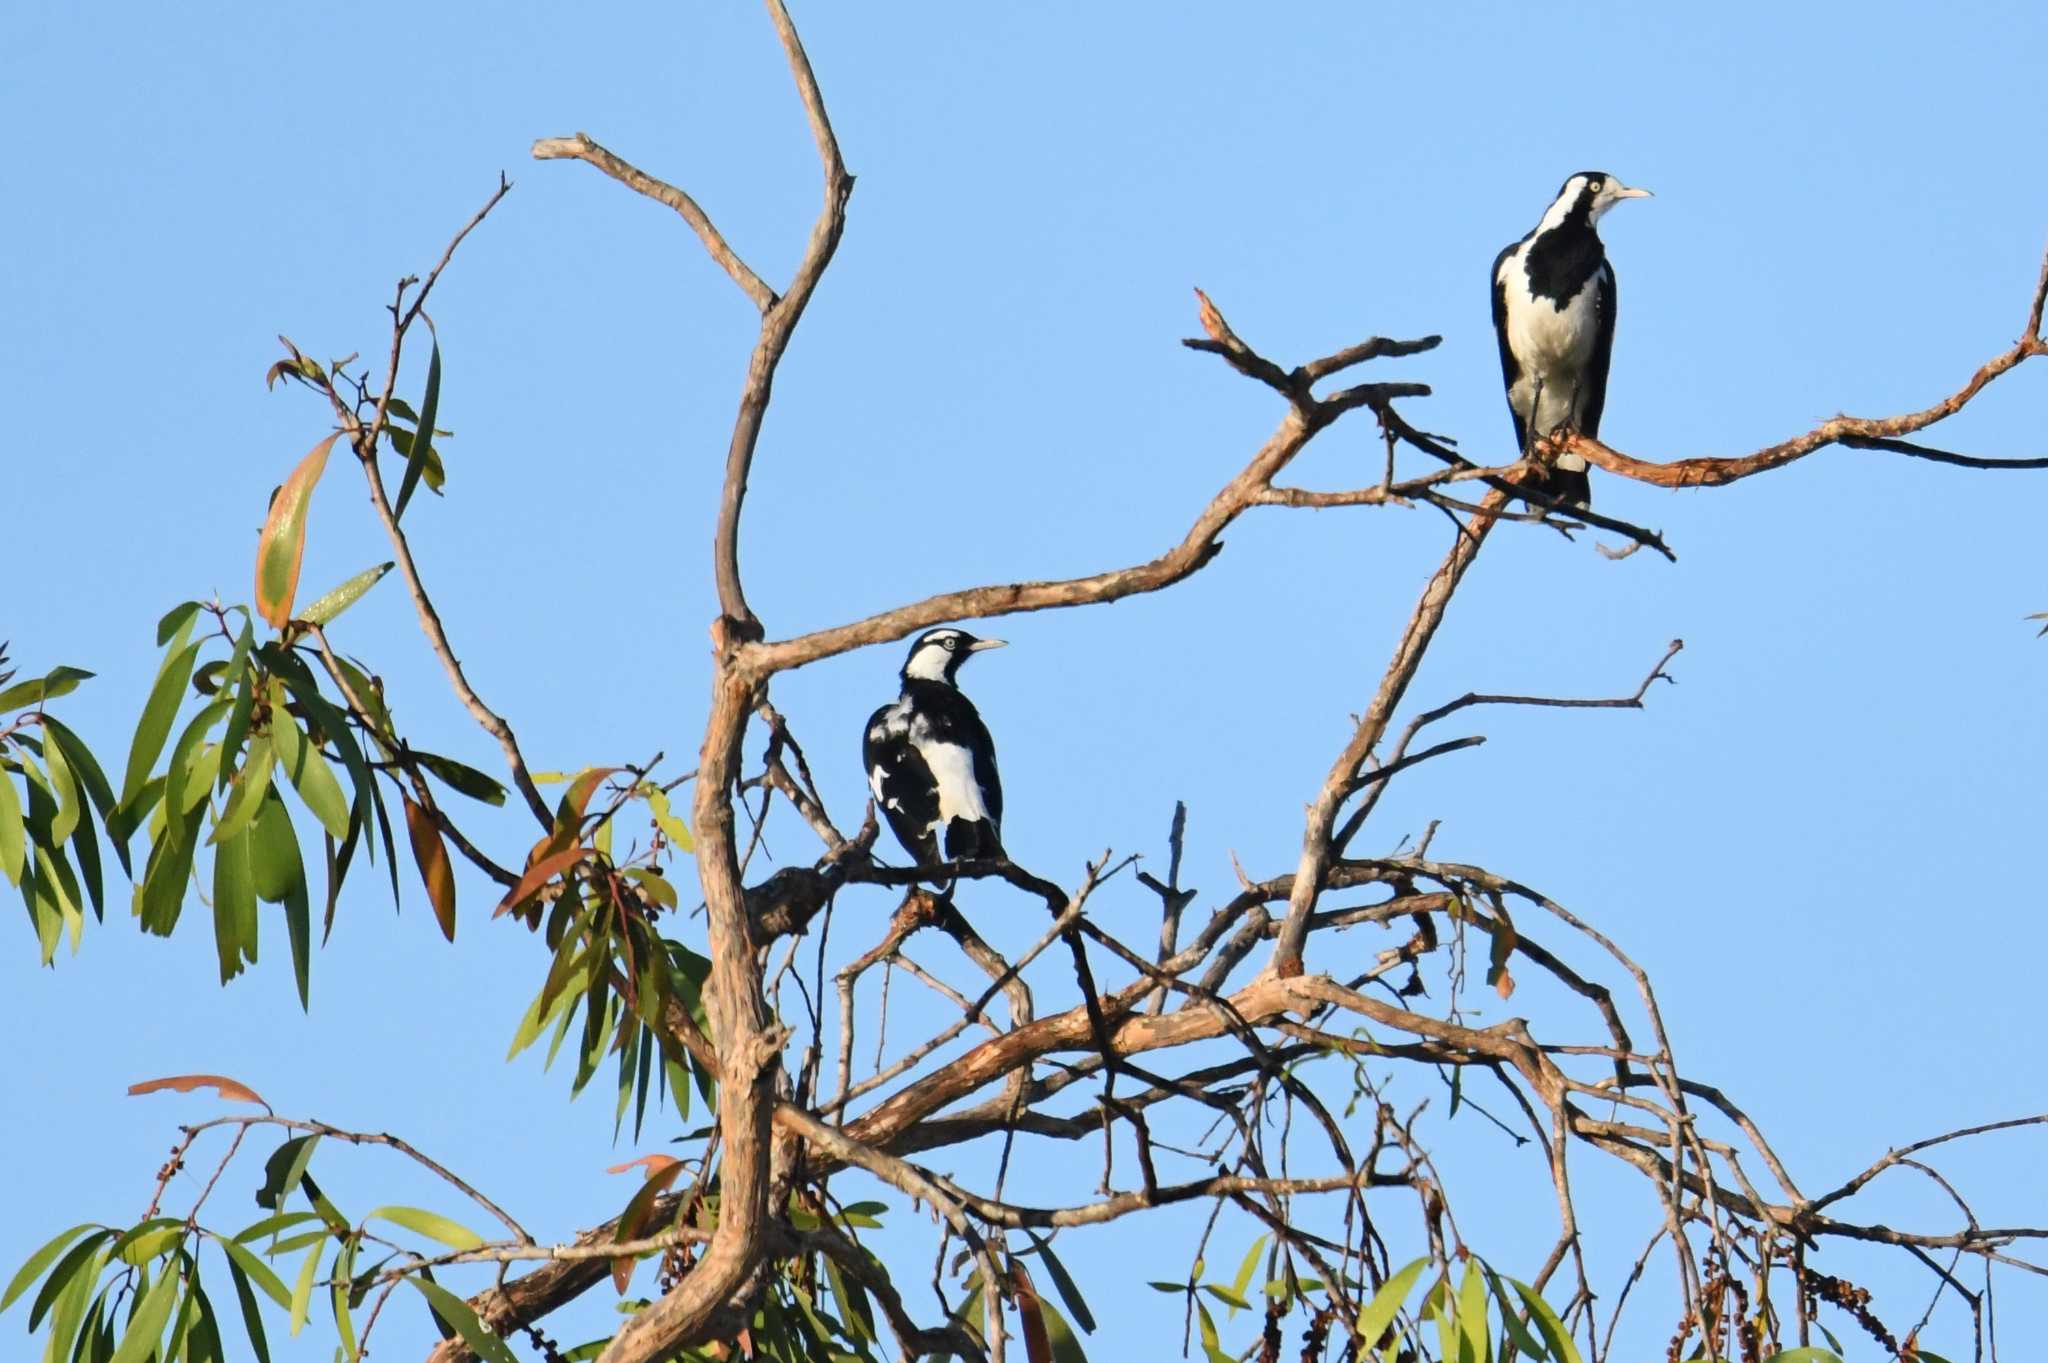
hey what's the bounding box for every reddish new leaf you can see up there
[128,1073,270,1109]
[605,1154,682,1180]
[254,432,343,629]
[1010,1259,1053,1363]
[611,1157,685,1294]
[494,845,591,919]
[403,796,457,941]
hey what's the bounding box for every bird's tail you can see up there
[943,817,1002,863]
[1521,456,1591,510]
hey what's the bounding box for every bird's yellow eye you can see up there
[1589,178,1603,192]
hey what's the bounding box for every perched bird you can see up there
[1491,171,1651,507]
[863,627,1007,871]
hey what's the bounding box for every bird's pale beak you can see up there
[967,638,1007,652]
[1614,185,1653,200]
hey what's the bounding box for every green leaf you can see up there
[287,1240,320,1337]
[392,338,441,523]
[1760,1351,1846,1363]
[105,1264,179,1363]
[1022,1231,1094,1334]
[297,563,394,628]
[67,789,105,921]
[230,1211,319,1246]
[274,708,350,842]
[330,657,391,741]
[122,641,201,808]
[413,752,507,807]
[330,1237,358,1359]
[177,743,224,813]
[157,602,203,648]
[2,1223,98,1313]
[214,1236,292,1313]
[1430,1276,1461,1363]
[1505,1276,1582,1363]
[821,1253,874,1346]
[42,729,80,847]
[255,1230,327,1258]
[622,866,677,911]
[187,1280,228,1363]
[1482,1266,1545,1359]
[1457,1261,1493,1363]
[1036,1294,1091,1363]
[249,792,303,906]
[1228,1235,1265,1313]
[42,717,120,830]
[254,1136,320,1213]
[404,1276,517,1363]
[218,667,256,800]
[110,1219,184,1266]
[0,762,24,886]
[364,1207,484,1253]
[645,787,693,853]
[209,734,276,847]
[1192,1299,1232,1363]
[0,665,95,714]
[285,866,313,1008]
[213,828,258,984]
[384,414,448,494]
[221,1252,274,1363]
[165,700,230,819]
[43,1266,102,1363]
[1355,1256,1430,1350]
[137,800,205,937]
[256,433,343,629]
[1200,1284,1250,1312]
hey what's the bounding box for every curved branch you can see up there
[1559,256,2048,490]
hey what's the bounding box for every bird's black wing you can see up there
[1580,260,1617,439]
[1491,240,1529,453]
[863,701,939,865]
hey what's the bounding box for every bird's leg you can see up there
[1522,375,1545,463]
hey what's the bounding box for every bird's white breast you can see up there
[1499,249,1602,439]
[1500,249,1599,376]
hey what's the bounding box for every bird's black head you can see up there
[900,627,1006,686]
[1544,171,1652,231]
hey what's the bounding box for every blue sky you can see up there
[6,2,2047,1358]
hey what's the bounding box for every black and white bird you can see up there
[1491,171,1651,507]
[863,627,1007,872]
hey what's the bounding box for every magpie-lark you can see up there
[1492,171,1651,507]
[863,627,1006,873]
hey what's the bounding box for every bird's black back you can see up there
[1521,200,1606,310]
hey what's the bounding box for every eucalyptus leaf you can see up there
[298,563,394,628]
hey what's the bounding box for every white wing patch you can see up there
[909,714,991,828]
[869,700,914,811]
